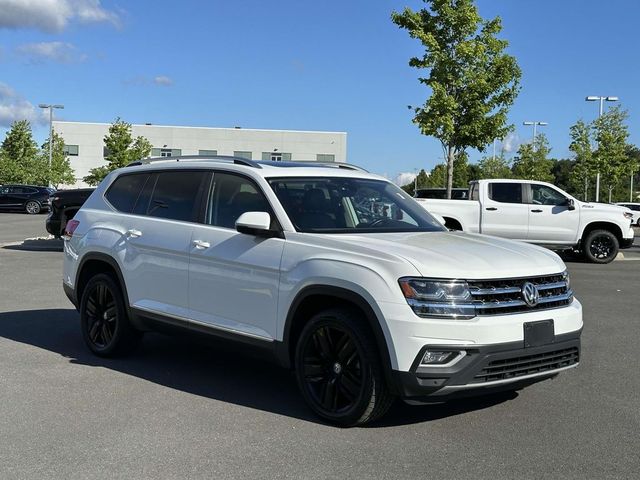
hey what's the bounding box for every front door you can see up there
[526,183,580,244]
[188,171,284,340]
[480,182,529,240]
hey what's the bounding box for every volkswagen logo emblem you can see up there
[521,282,539,307]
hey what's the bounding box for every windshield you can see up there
[268,177,446,233]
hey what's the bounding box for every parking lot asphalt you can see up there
[0,214,639,479]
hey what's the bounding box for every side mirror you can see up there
[235,211,280,237]
[566,199,576,211]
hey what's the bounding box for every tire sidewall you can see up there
[584,230,619,264]
[25,201,41,214]
[294,311,377,426]
[79,273,128,356]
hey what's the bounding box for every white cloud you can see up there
[0,82,47,128]
[124,75,175,87]
[0,0,120,33]
[153,75,174,87]
[393,172,417,187]
[16,41,87,64]
[502,132,521,153]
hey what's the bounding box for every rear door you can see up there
[106,170,208,319]
[480,182,528,240]
[0,186,13,208]
[188,171,284,340]
[526,183,579,244]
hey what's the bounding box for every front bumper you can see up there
[392,329,581,401]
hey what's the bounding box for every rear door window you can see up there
[488,183,523,204]
[146,171,205,222]
[105,173,150,213]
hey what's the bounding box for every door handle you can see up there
[531,209,543,213]
[193,240,210,249]
[126,229,142,238]
[485,207,498,211]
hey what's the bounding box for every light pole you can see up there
[38,103,64,188]
[585,95,618,202]
[523,121,547,152]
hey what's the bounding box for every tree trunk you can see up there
[446,146,455,199]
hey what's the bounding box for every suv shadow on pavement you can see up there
[0,308,517,428]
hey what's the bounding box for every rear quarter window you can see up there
[105,173,150,213]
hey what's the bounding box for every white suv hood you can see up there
[326,231,566,280]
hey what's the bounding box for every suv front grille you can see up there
[472,347,579,383]
[468,273,573,315]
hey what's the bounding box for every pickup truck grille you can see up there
[468,273,573,315]
[472,347,579,383]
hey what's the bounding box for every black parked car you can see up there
[414,187,469,200]
[46,188,95,237]
[0,184,55,214]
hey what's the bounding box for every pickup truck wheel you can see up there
[294,308,393,427]
[583,230,619,264]
[79,273,142,357]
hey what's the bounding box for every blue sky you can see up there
[0,0,638,182]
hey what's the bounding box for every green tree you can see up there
[568,119,595,201]
[427,164,447,187]
[83,118,152,185]
[401,169,430,195]
[593,106,631,202]
[39,131,76,188]
[477,154,511,179]
[452,151,469,187]
[392,0,521,199]
[0,120,39,184]
[551,159,575,195]
[511,134,553,182]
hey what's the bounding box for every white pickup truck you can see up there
[418,179,636,264]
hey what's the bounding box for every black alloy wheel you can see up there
[80,273,141,356]
[583,229,619,264]
[295,308,393,427]
[85,282,117,349]
[302,324,364,414]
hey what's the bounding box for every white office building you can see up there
[53,121,348,186]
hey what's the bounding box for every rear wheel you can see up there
[294,308,393,427]
[79,273,142,356]
[25,201,41,214]
[583,229,619,264]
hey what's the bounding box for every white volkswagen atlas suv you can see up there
[62,156,582,426]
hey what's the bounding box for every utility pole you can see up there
[38,103,64,188]
[522,121,547,152]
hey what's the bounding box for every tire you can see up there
[79,273,142,357]
[25,200,41,214]
[294,308,394,427]
[583,229,619,264]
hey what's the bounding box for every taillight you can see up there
[64,219,80,239]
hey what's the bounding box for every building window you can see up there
[234,151,252,160]
[151,148,182,157]
[64,144,79,156]
[316,154,335,162]
[199,149,218,156]
[262,152,291,162]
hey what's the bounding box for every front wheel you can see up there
[583,229,619,264]
[294,308,394,427]
[25,201,41,214]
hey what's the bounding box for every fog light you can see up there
[421,350,464,365]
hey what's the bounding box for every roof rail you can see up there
[315,163,369,172]
[126,155,262,169]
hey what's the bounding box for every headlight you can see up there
[398,278,475,319]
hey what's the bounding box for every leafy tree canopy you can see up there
[392,0,521,198]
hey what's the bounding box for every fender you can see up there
[73,252,142,329]
[276,285,399,394]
